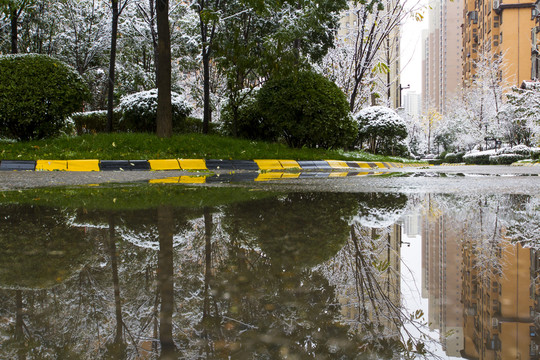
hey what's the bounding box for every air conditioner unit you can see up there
[533,8,539,18]
[493,0,500,10]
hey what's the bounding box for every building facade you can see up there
[421,0,464,114]
[463,0,537,86]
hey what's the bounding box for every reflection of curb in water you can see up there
[149,171,389,184]
[0,159,429,172]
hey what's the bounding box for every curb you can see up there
[0,159,429,172]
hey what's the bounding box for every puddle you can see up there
[0,185,539,359]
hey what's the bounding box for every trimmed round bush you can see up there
[355,106,408,156]
[463,151,493,165]
[221,90,279,141]
[257,71,357,149]
[444,152,465,163]
[118,89,192,133]
[0,54,90,140]
[489,154,527,164]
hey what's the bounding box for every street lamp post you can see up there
[399,84,410,109]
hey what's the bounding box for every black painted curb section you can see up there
[99,160,151,171]
[0,160,36,171]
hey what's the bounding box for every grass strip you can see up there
[0,133,408,162]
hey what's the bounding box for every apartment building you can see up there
[463,0,537,86]
[421,0,463,114]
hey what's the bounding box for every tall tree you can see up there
[156,0,172,137]
[319,0,420,113]
[213,0,348,135]
[106,0,130,132]
[0,0,35,54]
[195,0,220,134]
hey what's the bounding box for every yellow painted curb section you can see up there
[67,160,100,171]
[150,176,207,184]
[329,172,348,177]
[36,160,67,171]
[255,172,284,181]
[355,162,373,169]
[255,159,283,170]
[180,176,207,184]
[179,159,207,170]
[149,159,181,170]
[279,160,300,169]
[281,172,301,179]
[374,162,388,169]
[325,160,349,169]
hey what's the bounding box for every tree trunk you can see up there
[107,1,119,133]
[10,8,18,54]
[108,216,123,344]
[157,206,175,358]
[156,0,172,138]
[202,51,212,134]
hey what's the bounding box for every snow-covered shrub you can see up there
[444,152,465,163]
[496,145,531,156]
[257,71,357,149]
[463,150,496,165]
[355,106,408,156]
[489,153,527,165]
[531,148,540,160]
[0,54,90,140]
[118,89,192,133]
[71,110,122,134]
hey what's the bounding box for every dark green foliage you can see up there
[0,54,90,140]
[444,152,465,163]
[257,71,357,149]
[490,154,527,165]
[71,110,122,134]
[463,153,491,165]
[220,91,279,141]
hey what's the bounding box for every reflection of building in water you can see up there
[422,201,540,359]
[421,209,464,357]
[403,212,421,238]
[461,240,539,359]
[338,224,402,336]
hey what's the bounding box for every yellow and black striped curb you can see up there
[149,171,390,184]
[0,159,429,172]
[511,162,540,167]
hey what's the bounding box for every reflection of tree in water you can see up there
[0,204,97,358]
[318,193,434,358]
[0,191,436,359]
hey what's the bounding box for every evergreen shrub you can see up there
[221,91,279,141]
[71,110,122,134]
[257,71,357,149]
[0,54,90,140]
[355,106,408,156]
[444,152,465,163]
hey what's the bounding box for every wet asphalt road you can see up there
[1,165,540,194]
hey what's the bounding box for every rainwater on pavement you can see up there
[1,166,539,359]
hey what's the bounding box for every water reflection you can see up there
[0,187,539,359]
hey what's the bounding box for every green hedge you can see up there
[0,54,90,140]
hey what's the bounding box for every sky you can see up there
[400,2,430,95]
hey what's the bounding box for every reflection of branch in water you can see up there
[320,224,441,359]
